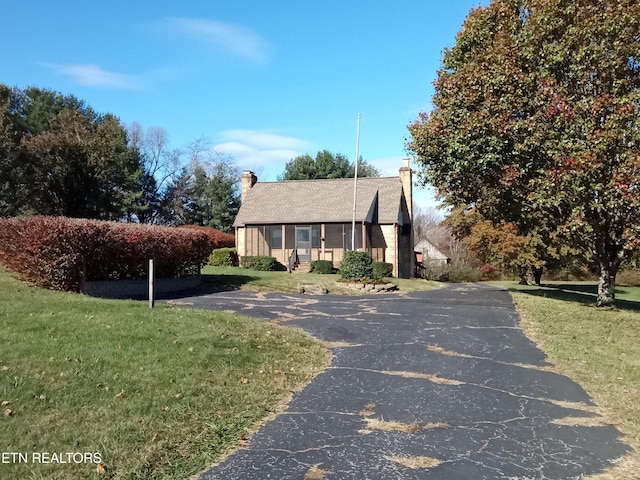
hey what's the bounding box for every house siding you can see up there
[380,224,398,277]
[237,227,246,257]
[239,222,406,272]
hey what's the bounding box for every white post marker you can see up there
[148,259,155,308]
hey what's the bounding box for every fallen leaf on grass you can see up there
[96,463,106,474]
[115,390,125,398]
[4,408,13,417]
[240,377,249,384]
[1,400,9,406]
[163,405,169,412]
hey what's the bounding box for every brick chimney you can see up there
[240,171,257,203]
[399,159,412,220]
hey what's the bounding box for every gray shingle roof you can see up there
[233,176,403,226]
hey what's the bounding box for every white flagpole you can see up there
[351,114,361,251]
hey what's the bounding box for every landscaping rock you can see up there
[297,283,328,295]
[345,281,398,293]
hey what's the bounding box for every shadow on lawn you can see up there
[504,283,640,312]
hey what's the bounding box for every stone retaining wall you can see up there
[84,276,201,299]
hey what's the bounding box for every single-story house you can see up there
[233,160,415,278]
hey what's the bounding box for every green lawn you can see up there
[493,281,640,479]
[0,266,330,480]
[201,265,442,294]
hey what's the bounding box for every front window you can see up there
[344,223,362,250]
[311,225,321,248]
[268,226,282,249]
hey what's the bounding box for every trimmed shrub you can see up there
[340,251,373,280]
[251,256,278,271]
[372,262,393,279]
[209,248,238,266]
[240,256,282,271]
[240,256,254,269]
[310,260,334,274]
[178,225,234,250]
[0,216,213,291]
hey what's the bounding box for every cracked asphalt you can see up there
[166,283,630,479]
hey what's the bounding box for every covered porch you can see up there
[236,222,390,269]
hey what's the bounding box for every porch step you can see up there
[293,262,311,274]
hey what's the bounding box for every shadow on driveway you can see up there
[154,273,261,300]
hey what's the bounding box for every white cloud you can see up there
[166,17,273,63]
[49,64,141,89]
[221,130,310,151]
[214,130,313,178]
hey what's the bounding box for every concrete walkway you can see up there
[168,284,629,479]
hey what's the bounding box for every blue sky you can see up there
[2,1,487,209]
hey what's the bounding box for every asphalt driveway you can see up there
[166,284,629,479]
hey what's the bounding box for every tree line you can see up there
[0,85,241,231]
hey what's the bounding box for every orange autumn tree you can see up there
[408,0,640,306]
[443,206,543,283]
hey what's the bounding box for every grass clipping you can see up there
[304,464,332,479]
[359,402,448,435]
[386,455,442,469]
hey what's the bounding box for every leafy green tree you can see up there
[203,160,240,232]
[0,85,19,216]
[10,86,99,138]
[161,158,240,232]
[0,85,143,219]
[161,167,196,226]
[22,110,141,219]
[408,0,640,306]
[279,150,379,180]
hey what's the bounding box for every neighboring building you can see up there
[414,239,449,264]
[233,160,414,278]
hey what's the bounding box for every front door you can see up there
[295,226,312,262]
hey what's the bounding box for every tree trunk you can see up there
[596,262,617,307]
[594,231,625,307]
[531,266,543,286]
[518,265,529,285]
